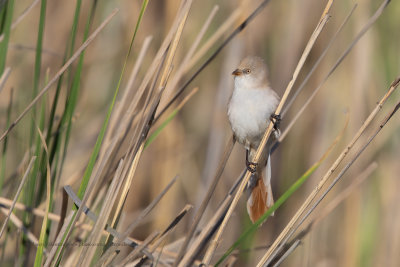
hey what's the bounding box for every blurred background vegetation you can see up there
[0,0,399,266]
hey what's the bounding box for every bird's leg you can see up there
[246,149,258,173]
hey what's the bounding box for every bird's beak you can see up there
[232,69,242,76]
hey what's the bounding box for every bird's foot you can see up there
[245,149,258,173]
[246,160,258,173]
[270,113,281,130]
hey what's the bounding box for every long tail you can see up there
[247,153,274,223]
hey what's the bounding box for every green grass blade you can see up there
[47,0,82,142]
[30,0,47,145]
[33,0,46,97]
[52,1,149,264]
[48,2,98,263]
[22,91,47,261]
[37,70,57,259]
[215,161,321,266]
[22,0,48,229]
[76,0,148,199]
[20,110,45,260]
[145,109,178,149]
[21,7,48,258]
[60,1,97,191]
[46,0,83,187]
[145,88,198,149]
[28,5,85,257]
[33,126,51,267]
[32,0,48,206]
[0,0,13,74]
[67,0,82,57]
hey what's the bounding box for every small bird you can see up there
[228,56,280,223]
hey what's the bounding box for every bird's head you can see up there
[232,56,269,89]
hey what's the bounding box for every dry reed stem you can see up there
[123,205,194,267]
[258,74,399,266]
[154,0,273,123]
[90,53,166,247]
[0,197,60,221]
[100,176,178,261]
[183,8,241,76]
[157,5,241,123]
[0,196,134,234]
[0,67,11,94]
[106,135,140,219]
[0,9,119,142]
[2,148,30,191]
[292,99,398,238]
[124,35,153,96]
[77,160,125,266]
[279,0,390,144]
[158,0,192,93]
[178,170,246,264]
[36,126,52,262]
[78,131,122,219]
[178,196,232,267]
[110,142,144,233]
[0,157,36,238]
[62,185,155,259]
[312,162,377,226]
[202,4,332,264]
[282,4,357,118]
[61,172,178,262]
[124,176,178,237]
[94,250,118,267]
[45,54,159,267]
[123,204,193,266]
[173,136,235,266]
[0,207,40,249]
[118,231,160,267]
[271,102,398,264]
[82,128,141,236]
[178,4,219,73]
[271,162,378,265]
[94,48,164,204]
[0,0,40,42]
[44,211,74,267]
[9,44,61,58]
[320,0,334,21]
[104,2,192,227]
[106,35,153,144]
[99,114,148,226]
[106,2,193,241]
[224,256,237,267]
[174,86,199,111]
[159,5,219,112]
[122,0,190,126]
[66,39,152,216]
[153,204,193,247]
[272,239,301,267]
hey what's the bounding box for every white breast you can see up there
[228,82,279,149]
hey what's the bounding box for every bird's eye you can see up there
[244,69,251,74]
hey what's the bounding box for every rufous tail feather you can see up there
[246,153,274,223]
[247,174,270,223]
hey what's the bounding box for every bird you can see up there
[227,56,280,223]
